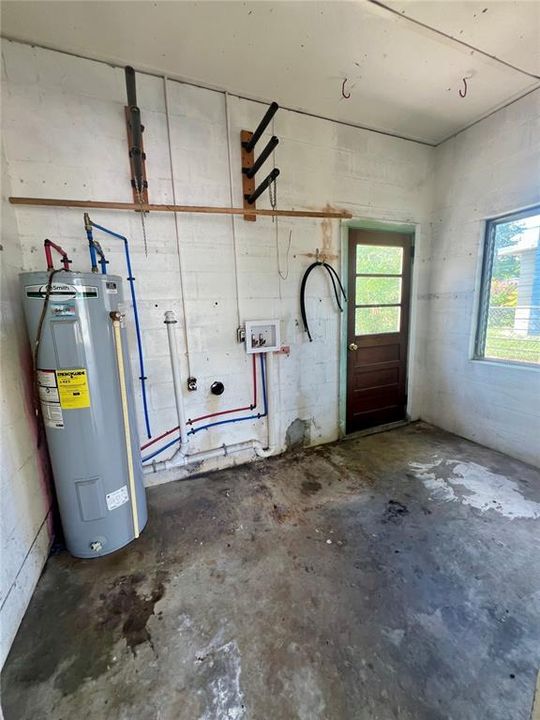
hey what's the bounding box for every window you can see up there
[355,244,404,335]
[476,206,540,366]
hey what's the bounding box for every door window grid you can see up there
[356,276,402,306]
[355,244,404,335]
[356,245,403,275]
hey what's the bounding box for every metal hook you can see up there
[459,77,468,98]
[341,78,351,99]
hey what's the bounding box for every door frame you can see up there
[338,218,419,438]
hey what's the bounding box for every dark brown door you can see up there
[346,229,412,433]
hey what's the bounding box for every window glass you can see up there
[477,209,540,365]
[356,306,401,335]
[356,276,401,305]
[356,245,403,275]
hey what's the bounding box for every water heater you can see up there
[20,270,147,558]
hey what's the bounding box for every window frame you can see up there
[474,204,540,367]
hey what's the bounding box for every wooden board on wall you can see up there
[241,130,256,222]
[125,106,149,206]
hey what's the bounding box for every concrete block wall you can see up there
[425,89,540,466]
[0,39,436,666]
[0,147,54,669]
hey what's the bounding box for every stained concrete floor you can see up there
[2,422,540,720]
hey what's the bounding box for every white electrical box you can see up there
[245,320,280,354]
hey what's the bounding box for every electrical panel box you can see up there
[245,320,280,354]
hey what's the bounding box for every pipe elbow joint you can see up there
[254,442,275,458]
[165,453,187,470]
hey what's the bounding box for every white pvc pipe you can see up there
[164,310,189,447]
[254,351,277,458]
[144,439,263,474]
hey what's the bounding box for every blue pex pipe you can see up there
[87,231,108,275]
[141,435,179,463]
[90,221,152,439]
[86,228,98,272]
[142,354,268,464]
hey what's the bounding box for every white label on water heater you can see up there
[37,369,63,428]
[26,284,98,300]
[37,369,57,388]
[38,385,60,403]
[106,485,129,511]
[41,401,64,429]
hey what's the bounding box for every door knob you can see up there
[348,342,358,351]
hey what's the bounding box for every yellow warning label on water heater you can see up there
[56,369,91,409]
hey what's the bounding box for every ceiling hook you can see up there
[341,78,351,99]
[459,77,468,98]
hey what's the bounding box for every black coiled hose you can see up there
[300,261,347,342]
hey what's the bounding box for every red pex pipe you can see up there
[140,424,178,451]
[140,354,259,452]
[44,239,71,271]
[44,241,53,270]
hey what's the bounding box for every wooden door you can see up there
[346,229,412,433]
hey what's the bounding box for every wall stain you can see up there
[285,418,310,450]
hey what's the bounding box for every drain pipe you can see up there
[164,311,189,448]
[254,351,277,458]
[143,439,262,474]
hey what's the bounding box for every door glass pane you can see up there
[356,276,401,305]
[355,306,401,335]
[356,244,403,274]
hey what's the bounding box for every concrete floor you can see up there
[2,422,540,720]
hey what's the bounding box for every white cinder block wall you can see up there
[0,40,434,664]
[424,90,540,467]
[1,147,55,669]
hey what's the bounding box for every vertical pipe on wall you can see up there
[110,312,140,538]
[224,91,242,328]
[163,75,193,378]
[164,310,189,448]
[254,351,277,457]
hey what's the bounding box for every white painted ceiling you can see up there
[1,0,539,144]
